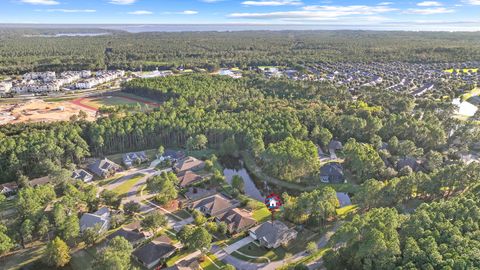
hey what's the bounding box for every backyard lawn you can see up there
[252,206,271,223]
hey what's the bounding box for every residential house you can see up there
[80,207,110,233]
[164,258,200,270]
[328,140,343,153]
[72,169,94,183]
[174,156,205,174]
[132,235,177,269]
[106,221,151,247]
[177,170,204,188]
[30,176,52,187]
[336,192,352,208]
[160,150,185,162]
[88,158,121,178]
[123,151,149,168]
[190,194,239,218]
[396,157,422,172]
[216,208,257,234]
[320,162,345,184]
[249,220,298,249]
[0,182,18,197]
[183,187,216,202]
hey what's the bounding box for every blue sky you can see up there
[2,0,480,30]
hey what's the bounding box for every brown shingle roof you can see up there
[218,208,256,233]
[177,171,204,187]
[191,194,237,217]
[175,157,205,173]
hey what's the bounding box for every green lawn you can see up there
[462,87,480,101]
[235,243,287,262]
[112,174,146,197]
[200,254,226,270]
[165,248,195,267]
[1,244,46,270]
[445,68,478,74]
[172,209,192,219]
[252,207,271,223]
[284,229,320,254]
[105,148,157,166]
[278,247,331,270]
[0,197,15,208]
[336,204,358,219]
[70,245,98,270]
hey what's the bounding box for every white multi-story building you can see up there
[75,70,125,89]
[0,81,13,94]
[81,70,92,78]
[23,71,56,81]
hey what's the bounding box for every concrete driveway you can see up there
[224,236,255,254]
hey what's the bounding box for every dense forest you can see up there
[1,28,480,268]
[2,29,480,74]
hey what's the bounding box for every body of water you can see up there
[25,33,110,37]
[221,156,264,202]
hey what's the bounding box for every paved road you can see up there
[216,221,343,270]
[306,222,343,270]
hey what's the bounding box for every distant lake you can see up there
[24,33,110,37]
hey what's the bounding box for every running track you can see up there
[70,95,160,112]
[70,97,98,111]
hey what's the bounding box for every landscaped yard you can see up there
[70,245,98,270]
[252,206,271,223]
[1,243,46,270]
[112,173,146,197]
[234,243,286,262]
[105,148,158,166]
[336,204,358,219]
[171,209,192,219]
[200,254,226,270]
[462,87,480,101]
[284,229,319,254]
[165,248,195,267]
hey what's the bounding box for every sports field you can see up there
[71,93,160,111]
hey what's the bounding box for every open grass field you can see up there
[445,68,478,73]
[71,92,160,112]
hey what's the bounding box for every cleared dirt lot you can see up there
[0,99,96,125]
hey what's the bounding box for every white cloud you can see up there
[230,5,397,19]
[242,0,303,6]
[417,1,443,6]
[21,0,59,5]
[378,2,394,5]
[109,0,137,5]
[405,7,454,14]
[46,9,96,12]
[462,0,480,4]
[181,10,199,14]
[163,10,199,15]
[128,10,153,15]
